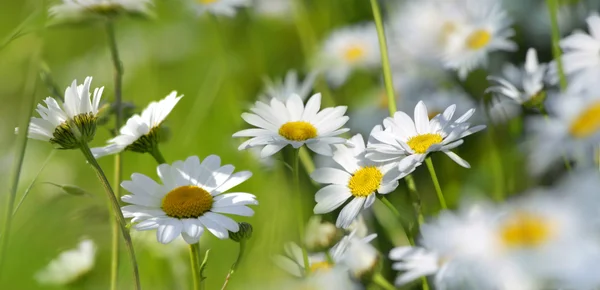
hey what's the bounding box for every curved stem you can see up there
[12,150,55,216]
[292,149,310,275]
[189,243,201,290]
[425,157,447,209]
[378,196,414,246]
[79,142,141,290]
[220,240,246,290]
[546,0,567,91]
[370,0,397,115]
[150,146,167,165]
[372,273,397,290]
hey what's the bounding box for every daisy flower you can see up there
[192,0,249,17]
[121,155,258,244]
[367,101,486,173]
[27,77,103,149]
[311,134,400,228]
[317,23,380,87]
[259,70,317,102]
[252,0,292,19]
[338,235,379,279]
[91,91,182,158]
[487,48,547,106]
[304,215,340,252]
[389,246,442,286]
[233,93,349,157]
[35,239,97,285]
[50,0,152,19]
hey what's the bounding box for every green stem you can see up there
[189,243,201,290]
[12,150,55,216]
[370,0,397,115]
[79,142,141,290]
[298,146,315,174]
[404,175,425,225]
[220,240,246,290]
[546,0,567,91]
[292,148,310,275]
[425,157,447,209]
[150,146,167,165]
[372,273,397,290]
[378,196,414,246]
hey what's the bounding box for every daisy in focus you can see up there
[91,91,182,159]
[27,77,103,149]
[487,48,547,106]
[233,93,349,157]
[35,239,97,286]
[121,155,257,244]
[192,0,249,17]
[317,23,380,87]
[367,101,486,173]
[50,0,152,19]
[259,70,318,102]
[311,134,400,228]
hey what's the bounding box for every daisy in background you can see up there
[121,155,258,244]
[27,77,103,149]
[304,215,340,252]
[35,239,97,286]
[367,101,486,173]
[50,0,152,19]
[91,91,182,159]
[233,93,349,157]
[259,70,318,102]
[317,23,380,87]
[192,0,249,17]
[252,0,292,19]
[311,133,401,228]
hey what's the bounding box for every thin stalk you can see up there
[292,149,310,275]
[546,0,568,91]
[298,146,315,174]
[220,240,246,290]
[12,150,55,216]
[372,273,397,290]
[150,146,167,165]
[79,142,141,290]
[370,0,396,116]
[378,196,414,246]
[425,157,447,209]
[106,19,124,290]
[189,243,201,290]
[404,175,424,225]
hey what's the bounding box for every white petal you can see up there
[156,219,183,244]
[336,197,365,228]
[310,168,351,185]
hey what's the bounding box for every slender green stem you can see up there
[199,248,210,290]
[12,150,55,216]
[220,240,246,290]
[298,146,315,174]
[79,142,141,290]
[378,196,414,246]
[425,157,447,209]
[372,273,397,290]
[370,0,397,115]
[404,175,424,225]
[546,0,567,91]
[189,243,201,290]
[150,146,167,165]
[292,149,310,275]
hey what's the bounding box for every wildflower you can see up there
[35,239,97,285]
[304,216,340,252]
[192,0,249,17]
[50,0,151,19]
[339,235,379,280]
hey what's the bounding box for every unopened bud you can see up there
[229,222,253,242]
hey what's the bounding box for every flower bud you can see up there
[304,216,341,252]
[229,222,253,242]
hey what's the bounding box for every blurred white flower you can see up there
[259,70,317,102]
[50,0,151,19]
[487,48,547,105]
[92,91,182,158]
[346,214,368,238]
[273,268,362,290]
[389,246,441,286]
[485,97,522,124]
[339,235,379,279]
[311,134,400,228]
[233,93,349,157]
[399,88,476,122]
[317,24,380,87]
[35,239,96,285]
[252,0,292,18]
[304,216,339,251]
[192,0,249,17]
[121,155,257,244]
[273,242,333,277]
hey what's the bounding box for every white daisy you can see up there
[271,268,362,290]
[317,23,380,87]
[304,215,340,252]
[121,155,258,244]
[91,91,182,158]
[252,0,292,19]
[367,101,486,173]
[35,239,97,285]
[192,0,249,17]
[232,93,350,157]
[259,70,317,102]
[399,87,477,122]
[484,97,522,125]
[389,246,441,286]
[338,234,378,279]
[50,0,151,19]
[311,133,400,229]
[27,77,103,149]
[487,48,547,105]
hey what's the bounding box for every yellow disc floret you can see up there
[162,185,213,219]
[309,261,333,273]
[406,133,443,154]
[500,211,554,249]
[344,45,366,63]
[569,102,600,138]
[279,121,318,141]
[466,29,492,50]
[348,166,383,197]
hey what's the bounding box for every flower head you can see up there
[121,155,257,244]
[91,91,182,158]
[35,239,97,285]
[50,0,152,19]
[27,77,103,149]
[304,216,340,252]
[192,0,249,17]
[259,70,317,102]
[233,93,349,157]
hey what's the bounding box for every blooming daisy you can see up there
[487,48,547,106]
[50,0,152,19]
[35,239,97,285]
[367,101,486,173]
[311,133,400,228]
[192,0,249,17]
[91,91,182,158]
[121,155,257,244]
[259,70,317,102]
[233,93,349,157]
[27,77,103,149]
[389,246,442,286]
[317,23,380,87]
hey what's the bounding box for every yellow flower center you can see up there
[428,111,441,119]
[343,45,366,63]
[569,102,600,138]
[439,21,457,44]
[466,29,492,50]
[278,121,318,141]
[500,212,553,249]
[309,261,332,273]
[348,166,383,197]
[161,185,213,219]
[198,0,218,3]
[406,133,443,154]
